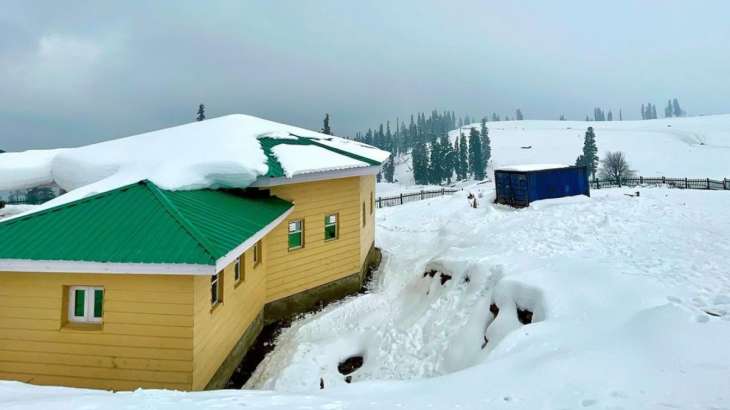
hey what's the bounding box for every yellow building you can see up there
[0,116,388,391]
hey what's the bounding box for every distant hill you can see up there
[390,114,730,188]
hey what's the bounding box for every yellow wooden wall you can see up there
[0,272,194,390]
[359,175,376,266]
[265,176,368,302]
[191,249,266,390]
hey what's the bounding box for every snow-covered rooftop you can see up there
[0,114,389,213]
[496,163,570,172]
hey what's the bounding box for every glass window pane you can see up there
[288,232,302,249]
[74,289,85,317]
[93,289,104,318]
[211,281,218,304]
[325,224,337,240]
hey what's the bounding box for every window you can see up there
[253,241,262,267]
[234,254,245,284]
[68,286,104,323]
[211,272,222,306]
[362,202,366,227]
[324,213,338,241]
[288,219,303,250]
[370,191,374,215]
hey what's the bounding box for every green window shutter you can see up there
[288,232,302,249]
[93,289,104,318]
[74,289,85,317]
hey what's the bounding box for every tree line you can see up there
[351,110,493,185]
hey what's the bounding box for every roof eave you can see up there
[251,165,382,188]
[214,205,294,272]
[0,259,215,275]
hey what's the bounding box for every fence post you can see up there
[725,178,728,190]
[596,179,600,189]
[662,176,666,185]
[400,193,404,205]
[378,197,382,208]
[640,176,643,185]
[707,178,710,190]
[442,187,445,196]
[685,178,689,189]
[420,190,424,200]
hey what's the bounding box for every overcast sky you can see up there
[1,1,729,151]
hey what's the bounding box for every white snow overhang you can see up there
[251,165,381,188]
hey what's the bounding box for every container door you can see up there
[510,173,529,206]
[495,172,512,204]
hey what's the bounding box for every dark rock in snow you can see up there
[481,336,488,349]
[423,269,438,278]
[345,375,352,384]
[338,355,364,375]
[463,275,471,284]
[439,273,452,285]
[320,378,324,389]
[490,303,500,317]
[517,308,533,324]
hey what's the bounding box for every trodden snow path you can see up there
[2,187,730,409]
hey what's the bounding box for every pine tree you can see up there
[651,104,657,120]
[619,109,623,121]
[196,104,205,121]
[665,100,673,118]
[576,126,599,178]
[383,155,395,183]
[607,110,613,121]
[672,98,683,117]
[585,115,590,122]
[456,133,468,180]
[321,113,332,135]
[641,104,645,120]
[480,118,491,172]
[412,142,429,185]
[515,109,524,120]
[468,127,485,180]
[442,137,456,184]
[559,115,567,121]
[428,138,442,184]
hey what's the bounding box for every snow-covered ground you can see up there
[5,186,728,409]
[386,114,730,194]
[0,205,38,221]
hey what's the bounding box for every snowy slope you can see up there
[452,115,730,178]
[386,114,730,193]
[5,187,726,409]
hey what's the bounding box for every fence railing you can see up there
[591,176,730,191]
[376,188,460,208]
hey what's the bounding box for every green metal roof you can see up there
[258,135,382,178]
[0,181,293,268]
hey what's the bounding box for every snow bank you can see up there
[244,187,730,408]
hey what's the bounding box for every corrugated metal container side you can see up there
[494,166,590,207]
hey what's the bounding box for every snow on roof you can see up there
[496,163,571,172]
[0,114,389,214]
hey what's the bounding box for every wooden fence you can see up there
[591,176,730,191]
[376,188,460,208]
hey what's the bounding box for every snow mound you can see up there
[244,187,730,409]
[496,163,569,172]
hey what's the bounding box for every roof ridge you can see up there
[143,181,219,265]
[290,134,382,166]
[0,180,145,226]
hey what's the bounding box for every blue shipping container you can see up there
[494,166,590,207]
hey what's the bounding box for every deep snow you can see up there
[4,187,727,409]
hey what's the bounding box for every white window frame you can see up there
[211,272,222,306]
[253,241,262,267]
[324,213,338,241]
[68,286,104,324]
[234,254,245,284]
[288,219,304,250]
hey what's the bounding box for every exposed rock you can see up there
[439,273,452,285]
[490,303,500,317]
[338,355,364,375]
[517,308,533,325]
